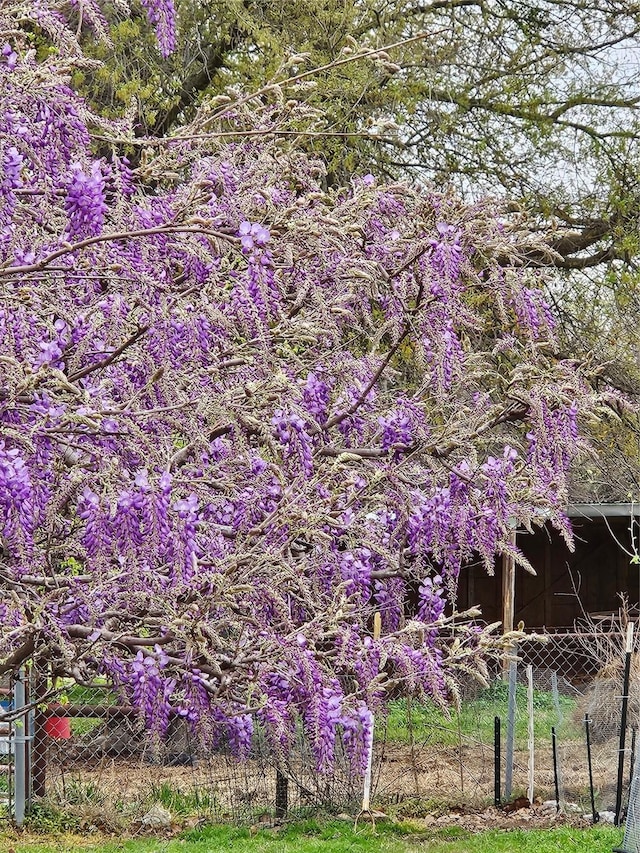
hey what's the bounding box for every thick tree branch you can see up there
[0,636,35,676]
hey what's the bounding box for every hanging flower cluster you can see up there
[65,162,107,239]
[139,0,177,57]
[0,0,597,772]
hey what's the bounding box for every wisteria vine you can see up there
[0,1,596,771]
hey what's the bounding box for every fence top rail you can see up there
[519,630,629,640]
[45,704,137,718]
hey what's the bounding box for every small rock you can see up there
[336,813,352,821]
[564,802,582,813]
[599,811,616,824]
[140,803,172,829]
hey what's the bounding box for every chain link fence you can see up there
[1,626,637,829]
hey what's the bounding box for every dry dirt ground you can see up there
[375,740,617,807]
[411,805,596,832]
[41,734,620,829]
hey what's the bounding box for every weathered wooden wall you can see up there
[456,518,638,629]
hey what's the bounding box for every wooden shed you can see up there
[456,504,640,632]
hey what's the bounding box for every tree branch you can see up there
[0,225,234,278]
[0,636,35,676]
[152,34,239,136]
[67,325,149,382]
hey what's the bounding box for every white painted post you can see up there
[504,659,517,800]
[361,612,381,813]
[527,664,534,805]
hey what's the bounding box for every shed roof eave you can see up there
[566,502,640,519]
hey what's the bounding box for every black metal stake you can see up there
[494,716,501,807]
[552,726,560,812]
[585,714,599,824]
[275,768,288,820]
[616,641,634,827]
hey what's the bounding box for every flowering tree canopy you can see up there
[0,1,595,770]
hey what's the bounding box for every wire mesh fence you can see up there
[617,738,640,853]
[1,626,637,829]
[33,711,368,828]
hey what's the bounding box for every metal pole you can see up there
[551,727,560,812]
[616,623,635,826]
[551,672,565,811]
[13,672,26,826]
[526,664,534,805]
[494,716,501,807]
[360,613,380,815]
[505,659,517,800]
[585,714,599,824]
[275,769,288,820]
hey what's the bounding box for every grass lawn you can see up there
[0,820,623,853]
[382,681,579,747]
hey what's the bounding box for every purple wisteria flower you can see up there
[3,146,22,187]
[139,0,178,57]
[418,575,445,623]
[272,409,314,477]
[238,220,270,252]
[0,43,17,71]
[65,161,107,239]
[0,441,34,544]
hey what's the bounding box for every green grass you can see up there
[148,782,218,816]
[53,683,117,737]
[70,718,102,737]
[0,820,623,853]
[381,681,580,747]
[62,684,118,706]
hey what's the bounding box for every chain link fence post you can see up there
[13,670,31,826]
